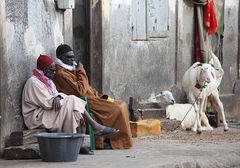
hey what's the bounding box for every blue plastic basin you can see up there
[35,132,84,162]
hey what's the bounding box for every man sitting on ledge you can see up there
[53,44,133,149]
[22,54,118,155]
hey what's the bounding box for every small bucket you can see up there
[35,132,84,162]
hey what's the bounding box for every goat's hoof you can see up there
[224,127,229,132]
[208,127,213,131]
[197,130,202,134]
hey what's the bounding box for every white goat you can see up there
[182,62,229,134]
[156,91,212,131]
[155,91,175,105]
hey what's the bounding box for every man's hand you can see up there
[52,96,61,111]
[77,60,84,69]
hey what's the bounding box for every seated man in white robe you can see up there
[22,54,118,155]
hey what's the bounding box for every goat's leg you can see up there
[213,94,229,131]
[200,113,213,130]
[189,94,201,133]
[201,98,213,130]
[197,95,209,133]
[191,119,198,132]
[196,100,206,134]
[193,101,201,134]
[191,103,198,132]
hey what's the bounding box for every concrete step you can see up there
[220,93,240,120]
[5,129,45,147]
[139,108,166,120]
[139,94,240,121]
[4,144,40,160]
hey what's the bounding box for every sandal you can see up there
[79,146,94,155]
[95,127,119,136]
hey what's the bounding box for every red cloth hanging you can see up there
[204,0,218,35]
[194,6,201,62]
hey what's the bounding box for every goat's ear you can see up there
[193,63,202,68]
[209,58,214,64]
[210,64,220,71]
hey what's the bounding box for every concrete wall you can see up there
[0,0,7,156]
[221,0,239,94]
[0,0,73,154]
[73,0,102,91]
[175,0,194,101]
[90,0,103,92]
[101,0,195,103]
[99,0,239,102]
[73,0,91,76]
[102,0,175,102]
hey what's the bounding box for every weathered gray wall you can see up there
[0,0,73,154]
[101,0,195,103]
[73,0,91,76]
[73,0,102,90]
[90,0,103,92]
[221,0,239,94]
[0,0,7,156]
[100,0,239,103]
[175,0,194,101]
[102,0,175,102]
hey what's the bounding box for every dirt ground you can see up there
[136,120,240,144]
[0,120,239,168]
[131,121,240,168]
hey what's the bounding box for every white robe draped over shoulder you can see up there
[22,76,86,133]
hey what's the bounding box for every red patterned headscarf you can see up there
[34,54,54,95]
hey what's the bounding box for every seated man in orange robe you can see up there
[53,44,133,149]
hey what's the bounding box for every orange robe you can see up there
[53,65,133,149]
